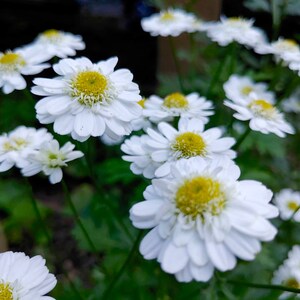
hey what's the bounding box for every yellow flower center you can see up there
[0,52,25,72]
[171,132,206,159]
[287,200,299,212]
[0,283,13,300]
[241,86,253,95]
[163,93,188,109]
[175,176,226,219]
[71,71,111,107]
[285,278,300,289]
[275,39,299,51]
[3,138,28,151]
[248,99,276,119]
[42,29,60,38]
[160,12,175,21]
[138,98,146,108]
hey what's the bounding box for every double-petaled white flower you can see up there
[21,139,83,184]
[32,56,142,142]
[0,251,57,299]
[205,16,266,48]
[224,93,294,137]
[130,158,278,282]
[0,46,50,94]
[141,8,199,37]
[0,126,53,172]
[143,92,213,124]
[122,118,236,178]
[274,189,300,222]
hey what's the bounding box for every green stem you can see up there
[168,36,185,92]
[61,179,98,253]
[102,231,143,299]
[233,127,251,151]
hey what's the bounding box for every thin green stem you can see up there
[61,179,98,253]
[168,36,185,92]
[233,127,251,151]
[102,231,143,299]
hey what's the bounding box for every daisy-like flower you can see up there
[223,74,275,103]
[274,189,300,222]
[273,246,300,299]
[0,251,57,299]
[141,8,198,37]
[130,158,278,282]
[205,16,266,48]
[32,29,85,59]
[32,56,142,142]
[282,89,300,113]
[21,139,83,184]
[224,93,295,137]
[143,92,213,124]
[0,126,53,172]
[122,118,236,178]
[0,45,50,94]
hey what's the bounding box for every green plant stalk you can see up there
[233,127,252,151]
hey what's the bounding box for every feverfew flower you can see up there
[143,92,213,124]
[273,246,300,299]
[0,46,50,94]
[0,126,53,172]
[130,158,278,282]
[141,8,198,37]
[224,74,275,103]
[205,16,266,48]
[122,118,236,178]
[0,251,57,299]
[32,29,85,59]
[21,140,84,184]
[274,189,300,222]
[224,93,294,137]
[282,89,300,113]
[32,56,142,142]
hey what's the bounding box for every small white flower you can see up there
[0,251,57,299]
[143,92,213,124]
[274,189,300,222]
[122,118,236,178]
[32,56,142,142]
[0,46,50,94]
[273,246,300,299]
[224,74,275,103]
[282,51,300,75]
[282,89,300,113]
[130,158,278,282]
[0,126,53,172]
[205,16,266,48]
[21,139,84,184]
[141,8,198,37]
[32,29,85,59]
[224,93,294,137]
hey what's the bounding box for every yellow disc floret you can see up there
[138,98,146,108]
[241,86,254,95]
[175,176,226,219]
[248,99,276,119]
[163,93,188,109]
[71,71,111,107]
[3,138,28,152]
[0,282,13,300]
[171,132,206,159]
[160,12,175,21]
[42,29,60,38]
[287,200,299,212]
[285,278,300,289]
[0,52,25,72]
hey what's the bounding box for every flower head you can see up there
[32,56,142,142]
[21,139,84,184]
[0,251,57,299]
[224,93,294,137]
[143,92,213,124]
[130,158,278,282]
[0,126,53,172]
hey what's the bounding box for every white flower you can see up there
[32,56,142,142]
[141,8,198,37]
[282,89,300,113]
[205,16,266,48]
[131,98,152,132]
[0,251,57,299]
[282,51,300,75]
[32,29,85,59]
[122,118,236,178]
[224,93,295,137]
[21,139,84,184]
[130,158,278,282]
[274,189,300,222]
[0,126,53,172]
[224,74,275,103]
[143,92,214,124]
[273,246,300,299]
[0,46,50,94]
